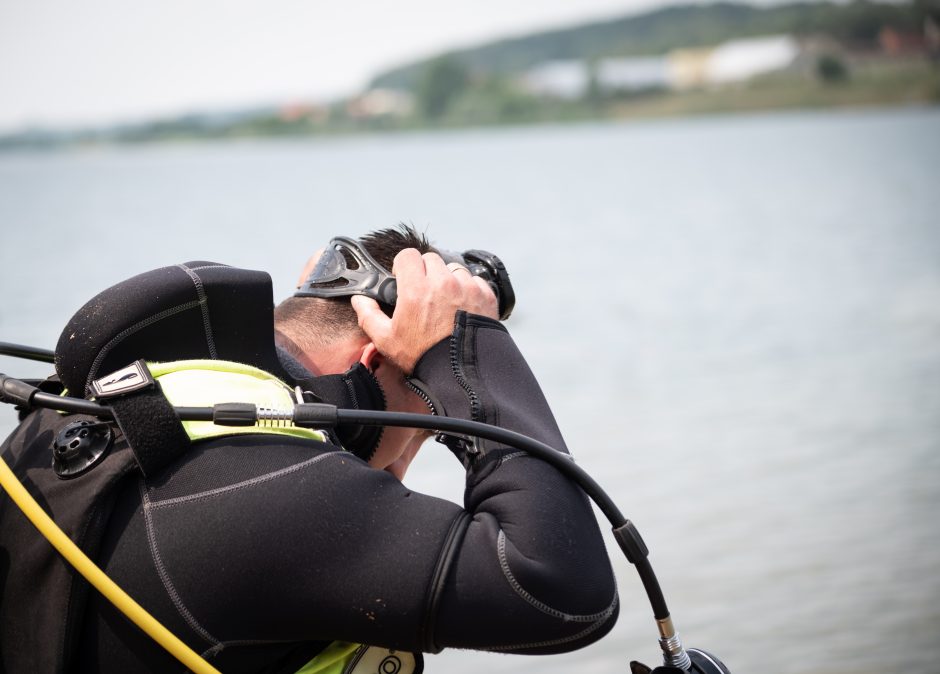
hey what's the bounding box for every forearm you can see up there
[409,313,619,653]
[409,312,568,463]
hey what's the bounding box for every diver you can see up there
[0,227,620,673]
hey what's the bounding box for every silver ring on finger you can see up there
[447,262,470,275]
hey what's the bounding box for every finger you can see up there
[392,248,425,278]
[421,252,450,278]
[471,277,500,318]
[392,248,427,304]
[451,265,479,297]
[351,295,391,343]
[447,262,471,276]
[471,275,494,296]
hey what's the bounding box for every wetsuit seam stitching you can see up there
[497,451,526,467]
[496,528,616,622]
[420,510,471,652]
[84,299,202,392]
[140,479,220,646]
[176,263,218,359]
[476,596,618,652]
[186,264,231,272]
[148,451,338,508]
[200,638,296,658]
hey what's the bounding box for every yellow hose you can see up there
[0,454,221,674]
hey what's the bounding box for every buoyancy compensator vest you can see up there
[0,262,407,673]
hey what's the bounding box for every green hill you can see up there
[371,1,927,90]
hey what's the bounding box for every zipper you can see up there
[449,326,481,422]
[447,326,486,459]
[404,377,438,416]
[405,376,472,454]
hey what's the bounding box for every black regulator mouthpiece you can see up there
[294,236,515,320]
[297,362,387,463]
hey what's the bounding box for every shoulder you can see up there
[143,433,352,501]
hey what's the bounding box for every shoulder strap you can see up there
[92,360,191,479]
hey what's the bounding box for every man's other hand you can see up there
[351,249,499,373]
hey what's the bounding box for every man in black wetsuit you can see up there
[1,228,619,673]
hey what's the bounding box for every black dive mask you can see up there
[298,362,386,462]
[294,236,515,321]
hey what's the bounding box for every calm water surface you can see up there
[1,107,939,673]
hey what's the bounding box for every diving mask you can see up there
[294,236,515,320]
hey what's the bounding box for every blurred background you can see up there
[1,1,939,673]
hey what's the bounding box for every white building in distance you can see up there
[521,60,590,99]
[521,35,801,98]
[666,35,801,89]
[704,35,800,85]
[596,57,671,92]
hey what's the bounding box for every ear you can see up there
[359,342,382,371]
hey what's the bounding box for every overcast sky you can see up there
[0,0,689,132]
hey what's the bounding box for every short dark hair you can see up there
[274,225,434,353]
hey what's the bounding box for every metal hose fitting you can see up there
[256,407,294,428]
[657,616,692,670]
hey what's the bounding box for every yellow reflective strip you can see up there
[157,368,293,408]
[294,642,361,674]
[148,359,283,381]
[149,360,324,443]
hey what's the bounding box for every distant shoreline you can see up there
[2,56,937,152]
[4,0,939,152]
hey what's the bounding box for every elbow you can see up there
[510,570,620,654]
[432,535,620,654]
[432,508,621,654]
[488,528,621,654]
[520,592,620,655]
[486,582,620,655]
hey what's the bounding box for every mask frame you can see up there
[294,237,515,320]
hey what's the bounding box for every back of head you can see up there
[274,225,435,354]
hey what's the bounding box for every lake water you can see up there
[1,107,939,674]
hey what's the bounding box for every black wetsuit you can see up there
[4,314,619,673]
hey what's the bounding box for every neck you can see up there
[274,328,322,376]
[274,326,368,377]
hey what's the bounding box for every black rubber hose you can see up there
[34,390,113,417]
[336,408,627,523]
[0,342,55,364]
[0,373,39,406]
[0,375,672,621]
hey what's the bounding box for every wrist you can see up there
[409,312,508,423]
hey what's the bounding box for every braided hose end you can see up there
[657,616,692,671]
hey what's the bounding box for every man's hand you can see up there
[351,249,499,373]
